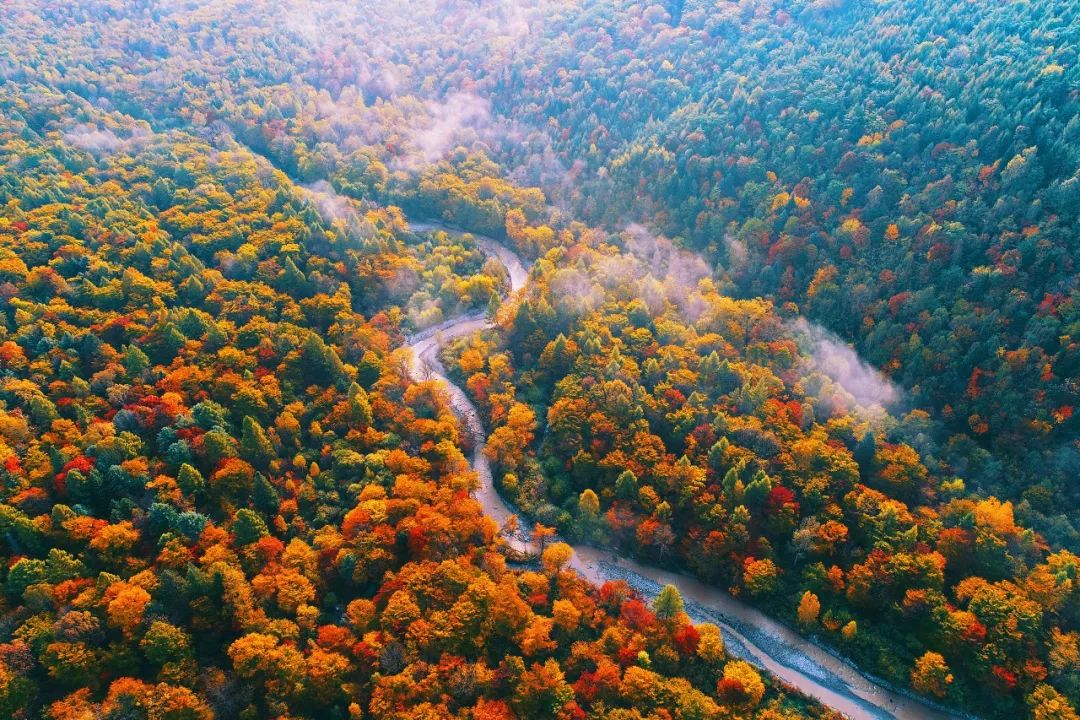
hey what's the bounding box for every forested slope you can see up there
[393,0,1080,545]
[0,75,833,720]
[0,1,1077,719]
[444,227,1079,718]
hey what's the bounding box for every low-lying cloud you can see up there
[788,317,899,416]
[622,223,711,318]
[549,266,603,317]
[301,180,376,239]
[723,234,749,270]
[391,92,495,171]
[64,125,127,154]
[415,92,492,163]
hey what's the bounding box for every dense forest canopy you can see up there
[0,1,1077,719]
[0,31,830,720]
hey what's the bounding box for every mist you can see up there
[723,234,749,270]
[404,92,494,168]
[64,125,126,154]
[301,180,376,239]
[621,223,711,319]
[787,317,899,416]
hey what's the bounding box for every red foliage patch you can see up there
[766,485,797,514]
[673,624,701,655]
[618,599,654,631]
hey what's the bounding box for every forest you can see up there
[0,1,1077,719]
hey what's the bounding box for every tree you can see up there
[228,633,305,699]
[253,473,281,515]
[233,509,269,545]
[91,522,141,566]
[211,458,255,498]
[141,620,192,665]
[519,617,557,657]
[42,642,98,686]
[123,344,151,378]
[512,659,574,718]
[106,583,152,635]
[653,584,684,621]
[356,351,383,388]
[532,523,556,552]
[192,401,229,431]
[911,652,953,698]
[200,429,236,466]
[240,416,275,469]
[717,660,765,711]
[486,402,537,471]
[1028,684,1080,720]
[578,488,600,519]
[696,623,726,664]
[177,463,206,498]
[742,558,778,596]
[798,590,821,628]
[615,470,638,500]
[294,334,346,387]
[541,543,573,575]
[348,383,373,426]
[501,514,521,541]
[577,488,601,539]
[551,599,581,632]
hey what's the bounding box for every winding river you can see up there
[404,220,969,720]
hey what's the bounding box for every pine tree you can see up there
[615,470,638,500]
[232,509,269,545]
[356,351,383,389]
[123,344,150,378]
[653,584,685,621]
[854,431,876,477]
[240,416,275,469]
[281,256,310,296]
[253,473,280,516]
[297,334,346,387]
[177,463,206,499]
[744,469,772,506]
[348,383,373,427]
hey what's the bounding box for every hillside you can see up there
[0,1,1077,719]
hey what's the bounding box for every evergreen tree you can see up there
[653,584,684,621]
[615,470,639,500]
[177,463,206,499]
[253,473,280,516]
[240,416,275,469]
[348,383,373,427]
[123,344,150,378]
[232,508,268,545]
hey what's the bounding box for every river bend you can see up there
[403,219,968,720]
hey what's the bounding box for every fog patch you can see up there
[392,92,494,171]
[625,224,710,286]
[352,62,402,102]
[279,0,354,46]
[788,317,899,417]
[432,0,532,51]
[386,264,421,302]
[623,224,711,319]
[314,94,388,146]
[549,267,602,317]
[723,234,749,270]
[64,125,128,154]
[301,180,376,239]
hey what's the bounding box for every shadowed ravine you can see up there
[404,219,970,720]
